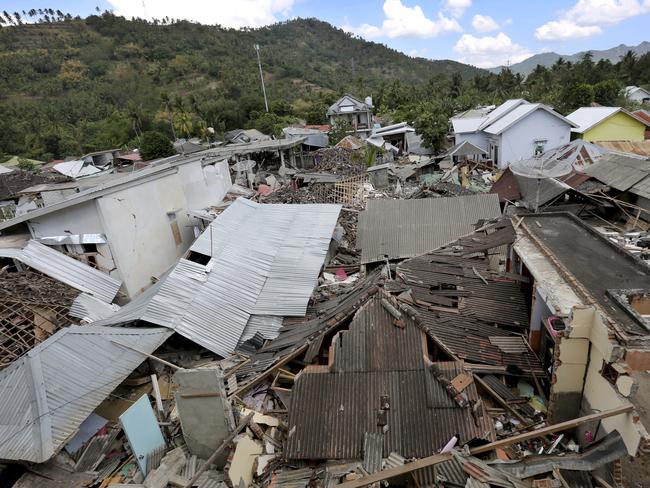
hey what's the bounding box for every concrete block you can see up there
[616,375,635,397]
[174,369,235,464]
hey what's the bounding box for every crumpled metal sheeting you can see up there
[0,240,121,302]
[239,315,284,345]
[69,293,120,323]
[0,325,171,463]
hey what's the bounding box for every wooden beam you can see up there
[336,454,452,488]
[335,404,633,488]
[110,340,182,371]
[473,375,528,424]
[469,403,633,455]
[228,344,308,399]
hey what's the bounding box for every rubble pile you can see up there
[312,146,366,175]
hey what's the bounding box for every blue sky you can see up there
[3,0,650,68]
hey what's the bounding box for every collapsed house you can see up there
[90,198,342,356]
[514,213,650,454]
[287,296,494,460]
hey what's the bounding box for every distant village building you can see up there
[567,106,650,142]
[326,94,373,137]
[625,85,650,104]
[451,99,575,169]
[224,129,271,145]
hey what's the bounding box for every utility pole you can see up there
[254,44,269,113]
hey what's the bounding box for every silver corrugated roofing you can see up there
[357,194,501,264]
[92,198,340,357]
[0,325,171,463]
[583,152,650,191]
[69,293,121,322]
[0,240,121,302]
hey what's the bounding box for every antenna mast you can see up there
[254,44,269,112]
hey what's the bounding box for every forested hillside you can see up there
[0,13,480,160]
[1,12,650,161]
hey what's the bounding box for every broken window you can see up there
[427,283,460,309]
[600,361,620,385]
[534,139,547,156]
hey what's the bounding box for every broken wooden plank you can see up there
[228,344,308,399]
[110,340,182,371]
[336,404,633,487]
[450,373,473,393]
[473,375,528,424]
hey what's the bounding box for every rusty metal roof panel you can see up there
[357,194,501,264]
[583,152,650,191]
[286,298,493,460]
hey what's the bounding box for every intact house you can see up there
[513,213,650,456]
[567,107,650,142]
[0,154,231,300]
[625,86,650,105]
[326,94,373,137]
[451,99,575,169]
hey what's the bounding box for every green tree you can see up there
[139,131,174,160]
[560,83,594,112]
[593,80,620,106]
[327,119,353,145]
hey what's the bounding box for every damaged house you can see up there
[327,95,374,137]
[0,155,231,299]
[514,212,650,455]
[90,198,342,357]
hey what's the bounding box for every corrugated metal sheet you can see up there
[93,198,340,357]
[358,194,501,264]
[0,325,171,463]
[630,175,650,199]
[597,140,650,157]
[69,293,120,322]
[396,225,545,374]
[583,152,650,191]
[239,315,283,344]
[363,432,383,474]
[286,298,493,460]
[0,240,121,302]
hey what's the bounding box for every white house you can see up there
[0,154,231,299]
[451,99,576,169]
[625,85,650,104]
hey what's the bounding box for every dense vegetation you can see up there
[0,11,649,161]
[0,12,479,161]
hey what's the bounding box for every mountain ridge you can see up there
[488,41,650,76]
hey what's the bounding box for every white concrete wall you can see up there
[27,200,103,238]
[97,172,195,298]
[176,160,231,211]
[497,109,571,169]
[454,131,489,152]
[25,200,117,279]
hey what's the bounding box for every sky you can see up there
[3,0,650,68]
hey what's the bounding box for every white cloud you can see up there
[535,0,650,41]
[106,0,295,28]
[444,0,472,18]
[453,32,532,68]
[344,0,462,39]
[409,47,429,57]
[471,14,499,32]
[535,20,602,41]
